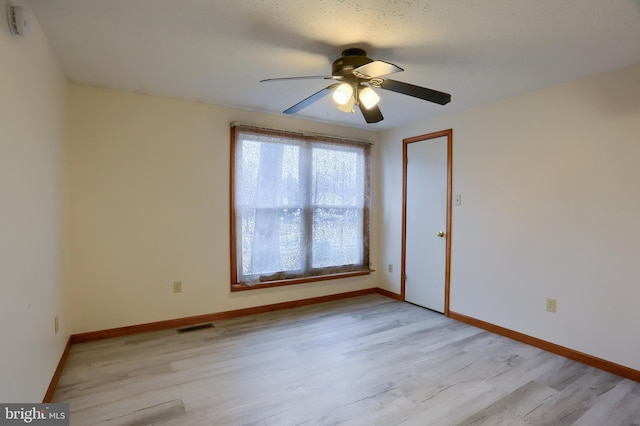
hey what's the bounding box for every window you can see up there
[231,124,371,289]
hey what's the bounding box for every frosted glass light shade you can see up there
[332,83,354,105]
[359,86,380,109]
[337,95,355,112]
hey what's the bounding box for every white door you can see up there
[405,136,449,313]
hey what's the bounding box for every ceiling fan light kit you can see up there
[336,93,356,113]
[332,83,353,105]
[358,86,380,110]
[261,48,451,124]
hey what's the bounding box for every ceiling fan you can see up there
[260,48,451,124]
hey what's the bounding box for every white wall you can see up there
[69,85,380,334]
[0,1,70,401]
[379,63,640,371]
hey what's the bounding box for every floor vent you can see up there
[177,323,214,334]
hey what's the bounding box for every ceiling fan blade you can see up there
[260,76,342,83]
[283,84,340,114]
[359,104,384,123]
[378,78,451,105]
[353,60,404,79]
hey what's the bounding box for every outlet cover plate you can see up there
[546,298,557,313]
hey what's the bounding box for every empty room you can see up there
[1,0,640,424]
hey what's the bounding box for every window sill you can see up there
[231,269,374,292]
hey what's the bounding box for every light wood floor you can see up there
[52,294,640,425]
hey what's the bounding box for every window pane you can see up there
[311,146,361,207]
[312,208,362,268]
[310,145,363,269]
[240,208,303,276]
[239,140,301,207]
[237,138,304,278]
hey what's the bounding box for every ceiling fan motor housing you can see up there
[332,48,372,77]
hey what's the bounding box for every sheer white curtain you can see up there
[232,125,370,285]
[310,142,365,269]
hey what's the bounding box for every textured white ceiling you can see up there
[29,0,640,130]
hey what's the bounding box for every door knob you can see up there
[436,231,446,238]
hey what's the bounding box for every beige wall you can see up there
[379,63,640,371]
[0,2,70,401]
[69,85,380,334]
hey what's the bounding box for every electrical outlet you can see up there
[54,315,59,334]
[173,281,182,293]
[546,298,557,313]
[388,264,393,273]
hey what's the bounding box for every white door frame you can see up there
[401,129,453,316]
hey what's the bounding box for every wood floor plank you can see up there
[573,379,640,426]
[52,295,639,425]
[456,380,558,425]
